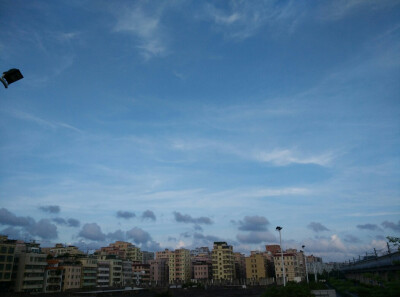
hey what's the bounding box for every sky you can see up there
[0,0,399,262]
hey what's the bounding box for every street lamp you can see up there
[302,245,309,284]
[276,226,286,286]
[1,68,23,88]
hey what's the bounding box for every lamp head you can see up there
[276,226,282,231]
[3,68,23,85]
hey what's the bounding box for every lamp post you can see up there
[276,226,286,286]
[1,68,23,88]
[302,245,309,284]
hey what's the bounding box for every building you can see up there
[149,258,169,285]
[108,258,122,287]
[0,235,16,292]
[273,249,306,283]
[234,252,246,281]
[156,249,172,260]
[133,263,150,285]
[62,263,81,291]
[109,241,142,262]
[169,248,191,283]
[266,245,281,255]
[13,242,47,292]
[192,260,212,280]
[47,244,84,257]
[142,251,155,264]
[44,259,63,293]
[122,260,133,286]
[97,260,110,288]
[212,242,235,281]
[246,252,268,282]
[80,257,97,288]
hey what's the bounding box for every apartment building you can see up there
[246,252,268,281]
[47,244,84,257]
[234,252,246,281]
[0,235,16,292]
[273,249,306,283]
[156,248,172,260]
[169,248,191,283]
[13,243,47,292]
[212,242,235,281]
[44,259,63,293]
[122,260,133,286]
[109,241,142,262]
[97,260,110,288]
[142,251,155,264]
[192,260,212,280]
[62,263,81,291]
[80,257,97,288]
[149,258,169,284]
[133,263,151,285]
[108,258,122,287]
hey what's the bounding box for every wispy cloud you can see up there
[5,109,83,133]
[113,3,168,59]
[253,149,335,166]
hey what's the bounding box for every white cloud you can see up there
[254,149,334,166]
[113,4,168,59]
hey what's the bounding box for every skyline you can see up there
[0,0,399,262]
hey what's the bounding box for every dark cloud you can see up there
[142,210,156,221]
[39,205,60,214]
[236,231,276,244]
[28,219,58,240]
[238,216,269,231]
[52,218,67,225]
[126,227,152,244]
[0,208,34,226]
[357,223,381,231]
[141,240,161,252]
[193,232,221,244]
[67,218,80,227]
[168,236,177,242]
[344,234,362,243]
[52,217,80,227]
[180,232,191,238]
[173,211,213,225]
[107,229,125,241]
[375,235,386,240]
[307,222,330,233]
[78,223,106,241]
[116,211,136,219]
[1,227,30,240]
[381,221,400,232]
[194,225,203,231]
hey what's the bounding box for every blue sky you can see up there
[0,0,399,262]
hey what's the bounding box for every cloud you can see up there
[307,222,330,233]
[67,218,80,227]
[1,227,30,240]
[116,211,136,219]
[141,210,156,221]
[381,221,400,232]
[52,217,80,227]
[356,223,381,231]
[344,234,362,243]
[78,223,106,241]
[254,149,334,166]
[173,211,213,225]
[238,216,269,231]
[27,219,58,240]
[193,232,221,245]
[202,1,305,40]
[39,205,60,214]
[107,229,125,241]
[168,236,177,242]
[0,208,34,226]
[236,231,276,244]
[126,227,152,244]
[113,3,168,59]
